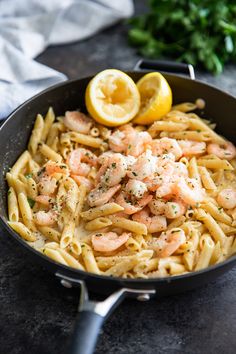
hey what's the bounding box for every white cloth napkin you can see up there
[0,0,134,119]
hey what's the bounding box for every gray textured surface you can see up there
[1,1,236,354]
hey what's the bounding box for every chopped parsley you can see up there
[37,167,46,176]
[27,197,35,208]
[25,173,33,179]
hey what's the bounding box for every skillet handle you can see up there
[67,286,128,354]
[134,59,195,80]
[69,311,104,354]
[63,275,156,354]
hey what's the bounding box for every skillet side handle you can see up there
[69,311,104,354]
[134,59,195,80]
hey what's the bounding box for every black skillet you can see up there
[0,60,236,354]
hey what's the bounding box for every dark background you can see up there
[1,1,236,353]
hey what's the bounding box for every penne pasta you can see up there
[6,173,26,195]
[109,216,147,235]
[172,102,197,112]
[81,244,100,274]
[41,107,55,142]
[43,248,68,266]
[200,202,232,225]
[6,97,236,279]
[198,166,216,190]
[188,157,201,183]
[37,226,60,242]
[60,217,75,249]
[160,130,211,141]
[18,192,36,231]
[195,234,215,271]
[195,208,226,245]
[10,151,31,177]
[57,248,84,270]
[85,217,112,231]
[28,114,44,155]
[39,143,63,162]
[8,221,36,242]
[148,120,188,136]
[68,131,106,149]
[8,187,19,222]
[75,184,87,226]
[81,202,124,221]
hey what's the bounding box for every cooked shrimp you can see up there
[33,210,57,226]
[87,184,121,207]
[98,154,127,187]
[173,162,188,177]
[71,175,94,191]
[149,198,186,219]
[37,162,66,196]
[97,151,114,164]
[91,232,131,252]
[162,200,186,219]
[116,191,152,215]
[149,160,188,197]
[207,141,236,160]
[64,111,92,134]
[151,137,182,160]
[144,163,175,194]
[45,161,68,176]
[35,195,54,206]
[132,208,167,233]
[178,140,206,156]
[109,124,136,153]
[67,148,97,176]
[127,150,157,180]
[38,175,57,196]
[97,153,135,184]
[217,188,236,209]
[124,179,147,199]
[127,131,152,157]
[151,228,186,258]
[109,126,152,157]
[173,177,205,206]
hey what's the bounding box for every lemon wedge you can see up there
[133,72,172,125]
[85,69,140,127]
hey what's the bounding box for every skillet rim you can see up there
[1,71,236,285]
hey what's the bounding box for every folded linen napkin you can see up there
[0,0,134,119]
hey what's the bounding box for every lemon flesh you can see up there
[85,69,140,127]
[133,72,172,125]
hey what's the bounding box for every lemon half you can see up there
[133,72,172,125]
[85,69,140,127]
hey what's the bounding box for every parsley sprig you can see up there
[128,0,236,74]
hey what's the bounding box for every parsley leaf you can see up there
[128,0,236,74]
[27,198,35,208]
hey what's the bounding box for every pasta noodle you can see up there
[28,114,44,155]
[8,187,19,222]
[80,202,124,220]
[6,99,236,279]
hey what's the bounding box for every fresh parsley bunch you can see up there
[128,0,236,74]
